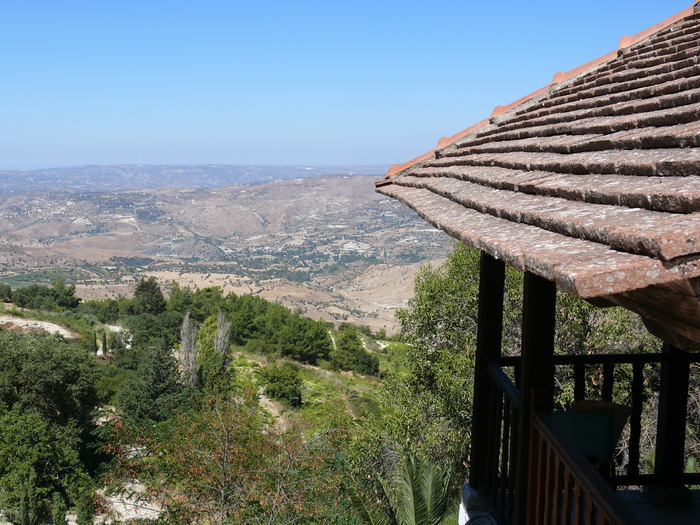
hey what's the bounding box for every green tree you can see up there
[89,331,98,354]
[118,344,184,423]
[0,283,12,302]
[278,314,333,364]
[166,281,194,314]
[196,311,234,393]
[0,407,89,522]
[9,280,80,312]
[179,311,199,388]
[121,310,184,350]
[74,490,95,525]
[0,331,99,427]
[381,243,482,464]
[50,277,80,310]
[331,325,379,376]
[109,387,352,524]
[111,386,271,524]
[133,276,166,315]
[259,362,303,407]
[395,243,479,352]
[228,294,269,344]
[18,468,39,525]
[0,330,98,521]
[51,491,68,525]
[79,298,120,324]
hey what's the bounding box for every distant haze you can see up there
[0,164,391,195]
[2,2,689,171]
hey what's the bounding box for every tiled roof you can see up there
[377,2,700,300]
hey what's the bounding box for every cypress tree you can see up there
[18,469,39,525]
[52,492,68,525]
[75,492,94,525]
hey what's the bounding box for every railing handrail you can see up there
[500,352,700,367]
[534,411,643,525]
[487,360,520,406]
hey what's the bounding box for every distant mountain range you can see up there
[0,164,391,194]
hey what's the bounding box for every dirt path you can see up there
[259,393,292,432]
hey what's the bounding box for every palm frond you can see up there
[354,493,395,525]
[357,450,461,525]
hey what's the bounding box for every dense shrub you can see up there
[330,326,379,376]
[259,362,303,407]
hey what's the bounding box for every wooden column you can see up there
[515,272,556,525]
[649,343,692,507]
[469,252,505,487]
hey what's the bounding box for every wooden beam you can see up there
[600,278,700,351]
[650,343,693,506]
[470,252,505,487]
[516,272,556,525]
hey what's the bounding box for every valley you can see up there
[0,174,453,334]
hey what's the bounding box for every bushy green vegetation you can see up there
[9,277,80,311]
[0,276,391,522]
[0,330,99,522]
[258,362,303,407]
[0,242,672,524]
[330,324,379,376]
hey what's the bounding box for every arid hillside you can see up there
[0,174,452,333]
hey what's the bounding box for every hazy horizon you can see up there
[1,0,691,171]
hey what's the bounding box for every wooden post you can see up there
[470,252,505,487]
[516,272,556,525]
[648,343,692,507]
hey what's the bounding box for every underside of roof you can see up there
[377,2,700,349]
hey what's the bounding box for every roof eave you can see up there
[379,0,700,183]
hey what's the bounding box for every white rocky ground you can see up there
[0,485,160,524]
[0,314,76,338]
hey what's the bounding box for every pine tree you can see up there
[75,492,94,525]
[133,276,166,315]
[18,469,39,525]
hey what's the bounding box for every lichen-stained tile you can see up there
[396,176,700,260]
[378,6,700,300]
[378,182,700,297]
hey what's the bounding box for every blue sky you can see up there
[0,0,692,171]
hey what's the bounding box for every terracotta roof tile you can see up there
[378,3,700,298]
[395,175,700,260]
[379,184,700,298]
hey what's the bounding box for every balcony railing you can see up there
[530,410,640,525]
[476,351,700,524]
[481,361,520,523]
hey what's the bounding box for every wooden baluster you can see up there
[499,400,512,512]
[573,483,583,525]
[574,363,585,402]
[602,363,614,402]
[628,361,644,478]
[563,471,573,525]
